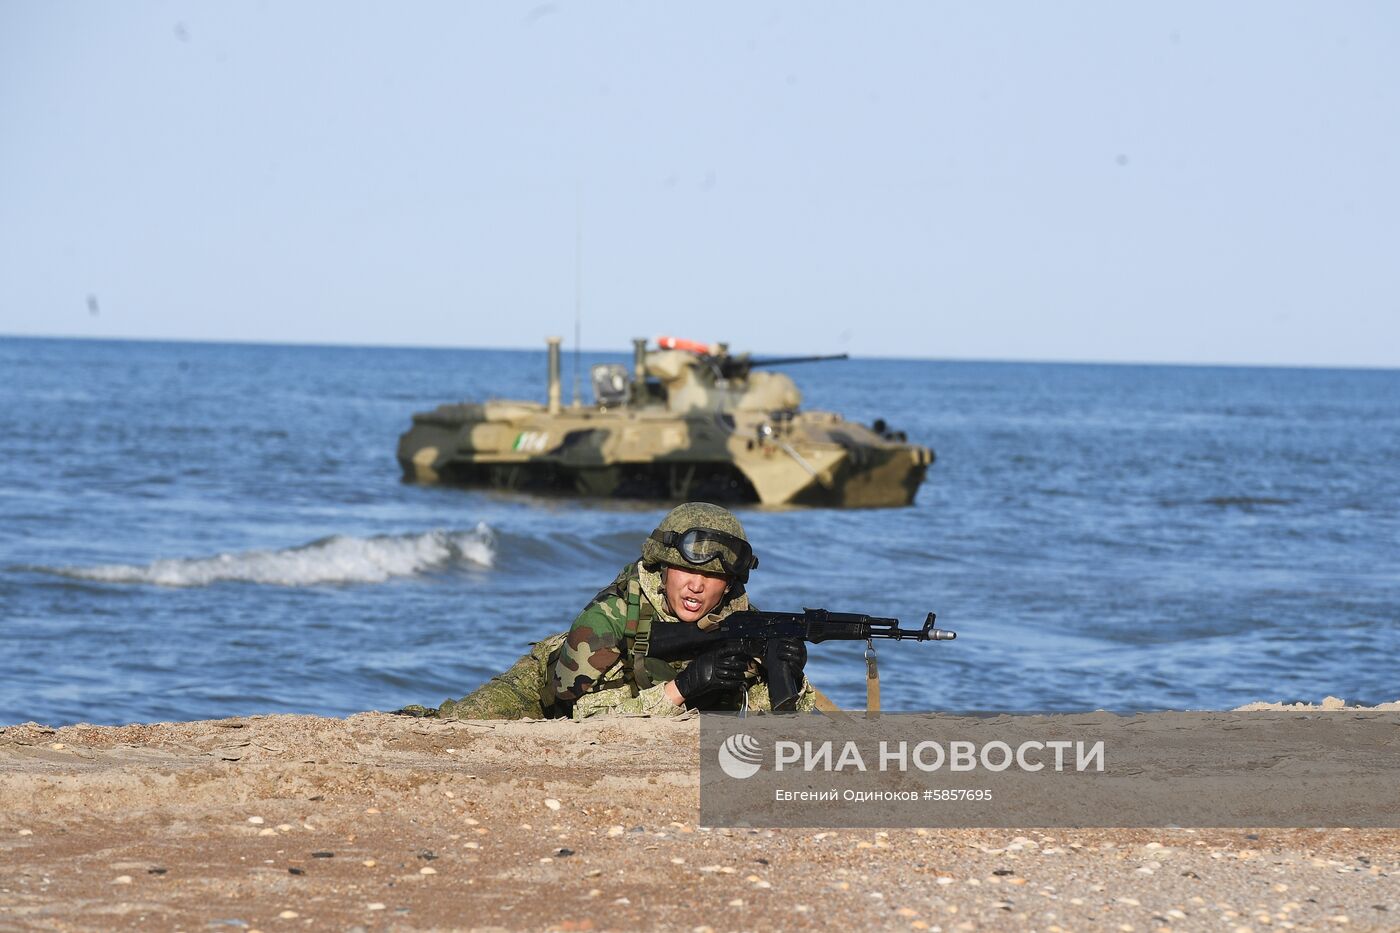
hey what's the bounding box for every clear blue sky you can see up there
[2,2,1396,366]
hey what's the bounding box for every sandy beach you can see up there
[2,708,1398,932]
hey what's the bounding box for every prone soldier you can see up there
[410,502,817,720]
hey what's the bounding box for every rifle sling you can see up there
[865,641,881,718]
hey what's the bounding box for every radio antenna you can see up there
[572,187,582,407]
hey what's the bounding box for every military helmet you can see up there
[642,501,758,583]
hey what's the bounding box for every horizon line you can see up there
[2,331,1396,374]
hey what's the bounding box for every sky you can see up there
[1,2,1396,367]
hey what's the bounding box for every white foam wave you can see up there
[53,525,496,587]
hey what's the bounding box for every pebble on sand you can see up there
[113,875,133,885]
[420,866,438,875]
[367,903,386,911]
[247,816,264,824]
[545,798,562,811]
[278,911,298,919]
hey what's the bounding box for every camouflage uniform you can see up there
[423,560,814,720]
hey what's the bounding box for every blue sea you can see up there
[2,336,1397,725]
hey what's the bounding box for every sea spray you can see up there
[45,525,496,587]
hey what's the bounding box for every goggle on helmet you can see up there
[648,527,758,579]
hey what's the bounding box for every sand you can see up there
[2,706,1398,932]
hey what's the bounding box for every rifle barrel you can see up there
[747,353,850,368]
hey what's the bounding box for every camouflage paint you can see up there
[396,344,933,507]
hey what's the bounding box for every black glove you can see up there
[674,644,750,700]
[770,637,807,679]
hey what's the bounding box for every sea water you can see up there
[2,336,1397,724]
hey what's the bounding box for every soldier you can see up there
[410,502,815,720]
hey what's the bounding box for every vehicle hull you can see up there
[397,404,932,508]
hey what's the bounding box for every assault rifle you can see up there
[646,608,955,712]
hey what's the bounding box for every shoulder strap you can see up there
[621,572,654,693]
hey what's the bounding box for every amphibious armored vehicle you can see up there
[397,337,933,508]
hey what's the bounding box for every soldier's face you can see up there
[663,565,730,622]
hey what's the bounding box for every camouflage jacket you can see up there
[548,560,753,705]
[417,561,815,721]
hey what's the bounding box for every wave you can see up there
[1158,496,1297,510]
[44,525,496,588]
[1203,496,1295,509]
